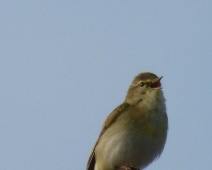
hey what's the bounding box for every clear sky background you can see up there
[0,1,211,170]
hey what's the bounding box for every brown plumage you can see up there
[87,72,168,170]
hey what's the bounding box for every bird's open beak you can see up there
[151,76,163,90]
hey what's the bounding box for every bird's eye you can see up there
[140,82,145,87]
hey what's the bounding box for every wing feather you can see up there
[86,103,130,170]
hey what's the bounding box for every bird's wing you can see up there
[86,102,130,170]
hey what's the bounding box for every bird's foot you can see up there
[117,165,140,170]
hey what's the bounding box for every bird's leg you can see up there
[117,166,140,170]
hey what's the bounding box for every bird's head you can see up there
[125,72,165,108]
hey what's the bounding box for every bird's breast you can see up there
[95,108,167,169]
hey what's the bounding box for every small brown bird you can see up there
[87,72,168,170]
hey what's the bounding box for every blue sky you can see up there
[0,1,212,170]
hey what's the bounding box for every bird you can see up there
[87,72,168,170]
